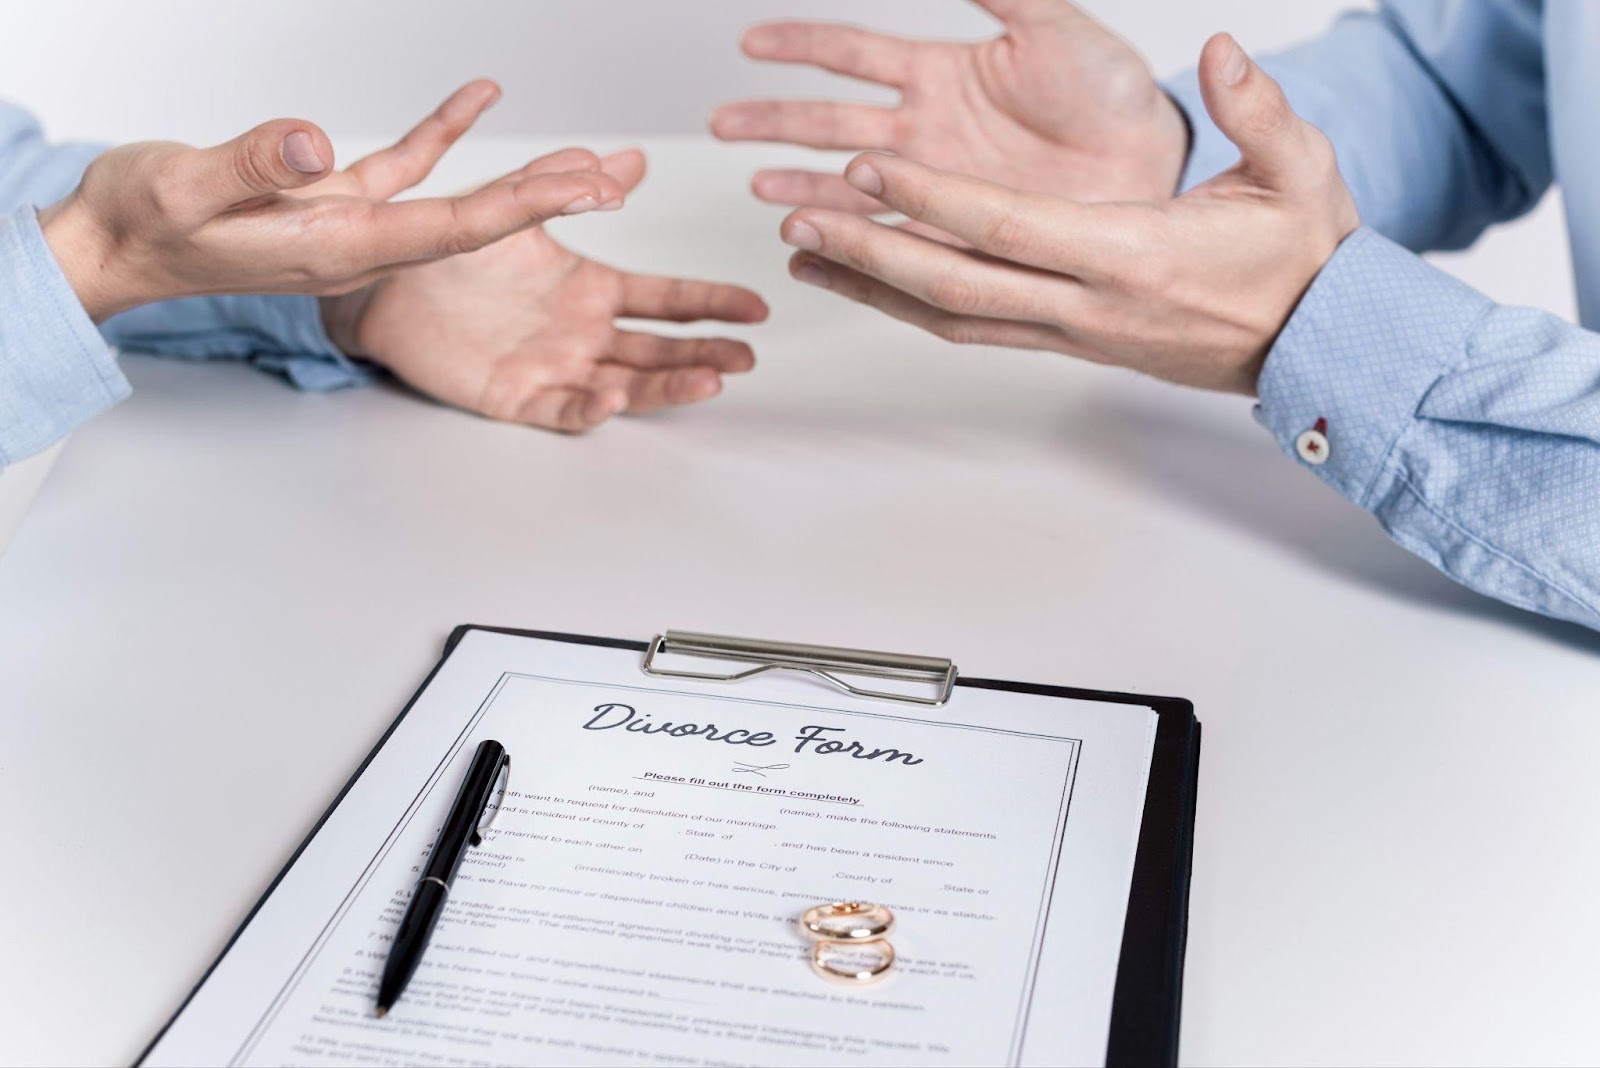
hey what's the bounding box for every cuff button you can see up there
[1295,418,1331,466]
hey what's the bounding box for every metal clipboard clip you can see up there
[642,630,957,707]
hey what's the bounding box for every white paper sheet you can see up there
[143,630,1158,1068]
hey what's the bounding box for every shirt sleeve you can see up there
[1163,0,1549,253]
[1258,226,1600,631]
[0,204,129,465]
[0,99,370,394]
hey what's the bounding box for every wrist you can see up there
[37,197,134,322]
[318,287,376,361]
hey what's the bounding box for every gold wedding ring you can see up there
[799,901,896,943]
[810,938,896,984]
[800,901,897,985]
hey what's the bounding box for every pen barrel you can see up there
[377,879,449,1011]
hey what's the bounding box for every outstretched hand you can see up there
[711,0,1188,213]
[40,80,623,321]
[321,149,770,433]
[780,35,1359,394]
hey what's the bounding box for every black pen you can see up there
[376,738,510,1018]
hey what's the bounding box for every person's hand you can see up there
[38,80,624,322]
[711,0,1188,214]
[778,35,1359,395]
[320,150,770,433]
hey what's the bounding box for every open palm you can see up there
[325,150,768,433]
[711,0,1188,213]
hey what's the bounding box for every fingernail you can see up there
[846,162,883,196]
[794,262,830,289]
[595,198,624,212]
[784,219,822,251]
[280,131,326,174]
[561,195,599,215]
[1218,37,1249,86]
[484,86,503,110]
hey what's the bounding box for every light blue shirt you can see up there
[0,101,369,467]
[1168,0,1600,632]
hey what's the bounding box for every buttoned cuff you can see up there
[0,205,130,466]
[1253,226,1492,509]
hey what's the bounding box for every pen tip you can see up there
[375,1005,388,1019]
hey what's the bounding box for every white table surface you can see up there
[3,138,1598,1068]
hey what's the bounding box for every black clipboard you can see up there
[139,625,1200,1068]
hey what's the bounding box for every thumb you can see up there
[1197,33,1317,188]
[192,118,336,209]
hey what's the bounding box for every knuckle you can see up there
[437,200,482,257]
[300,206,365,281]
[143,159,190,221]
[977,210,1031,258]
[1243,87,1294,138]
[1303,128,1342,182]
[925,272,982,315]
[931,316,981,346]
[234,139,283,192]
[475,361,534,423]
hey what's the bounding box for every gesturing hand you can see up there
[39,80,623,321]
[780,35,1360,394]
[321,150,770,433]
[711,0,1188,213]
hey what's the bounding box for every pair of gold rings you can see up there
[799,901,896,984]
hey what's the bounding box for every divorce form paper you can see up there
[142,630,1158,1068]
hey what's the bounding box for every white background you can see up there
[0,0,1577,321]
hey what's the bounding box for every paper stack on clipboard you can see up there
[140,627,1200,1068]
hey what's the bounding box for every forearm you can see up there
[0,206,129,465]
[1165,3,1549,252]
[1260,227,1600,630]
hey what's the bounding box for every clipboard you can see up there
[140,624,1200,1068]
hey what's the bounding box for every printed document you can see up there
[143,630,1158,1067]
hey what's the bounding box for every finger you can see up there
[184,119,335,215]
[781,208,1081,324]
[600,148,648,195]
[841,152,1146,279]
[972,0,1092,27]
[610,331,756,373]
[591,364,725,413]
[710,100,897,150]
[738,21,915,86]
[484,147,604,189]
[345,79,501,200]
[364,170,623,264]
[514,386,629,433]
[1197,33,1323,188]
[752,169,885,213]
[618,274,771,323]
[789,251,1073,352]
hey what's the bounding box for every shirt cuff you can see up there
[233,295,375,392]
[99,292,374,393]
[1253,225,1492,509]
[0,205,130,466]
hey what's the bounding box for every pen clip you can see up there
[471,754,510,848]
